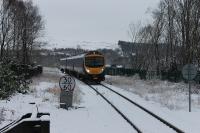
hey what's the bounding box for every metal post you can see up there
[189,81,191,112]
[59,75,75,110]
[60,90,73,109]
[188,65,191,112]
[182,64,197,112]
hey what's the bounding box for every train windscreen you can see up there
[85,56,104,68]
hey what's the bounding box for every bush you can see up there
[139,70,147,80]
[0,59,29,99]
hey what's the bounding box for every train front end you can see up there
[84,51,105,82]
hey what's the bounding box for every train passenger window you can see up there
[85,57,104,68]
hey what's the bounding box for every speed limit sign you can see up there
[59,75,76,92]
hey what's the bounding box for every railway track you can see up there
[85,82,142,133]
[83,80,184,133]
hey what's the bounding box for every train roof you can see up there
[60,58,68,61]
[60,51,103,61]
[86,51,102,56]
[65,54,85,60]
[60,54,84,61]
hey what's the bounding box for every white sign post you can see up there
[182,64,197,112]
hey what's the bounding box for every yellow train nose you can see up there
[85,67,104,74]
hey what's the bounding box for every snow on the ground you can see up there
[104,75,200,133]
[105,75,200,110]
[95,85,176,133]
[50,81,135,133]
[1,68,200,133]
[0,67,134,133]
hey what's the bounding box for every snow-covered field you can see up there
[105,75,200,111]
[0,68,200,133]
[104,75,200,132]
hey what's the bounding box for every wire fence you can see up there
[105,67,200,83]
[105,67,146,79]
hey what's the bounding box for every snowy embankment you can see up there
[105,75,200,110]
[104,75,200,132]
[0,67,81,132]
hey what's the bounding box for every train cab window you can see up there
[85,57,104,68]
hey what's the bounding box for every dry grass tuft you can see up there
[47,86,61,96]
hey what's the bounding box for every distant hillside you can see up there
[32,48,123,67]
[47,41,119,50]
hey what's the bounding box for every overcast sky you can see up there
[33,0,160,49]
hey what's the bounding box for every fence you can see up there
[104,67,147,79]
[105,67,200,83]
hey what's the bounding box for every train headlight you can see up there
[86,69,90,73]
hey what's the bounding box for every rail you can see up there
[100,83,184,133]
[84,82,142,133]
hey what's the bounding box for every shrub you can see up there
[0,59,29,99]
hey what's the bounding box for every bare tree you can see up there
[0,0,13,59]
[0,0,44,64]
[126,0,200,74]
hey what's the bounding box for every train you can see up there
[60,51,105,82]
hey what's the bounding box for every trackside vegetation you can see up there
[0,0,44,99]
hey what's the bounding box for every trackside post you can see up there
[182,64,197,112]
[59,75,76,109]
